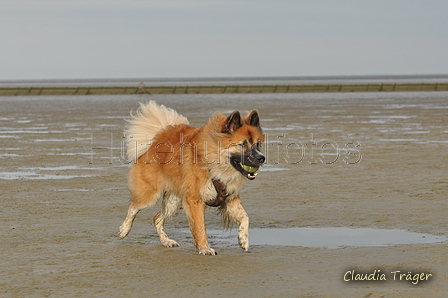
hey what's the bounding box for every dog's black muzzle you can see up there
[230,145,265,180]
[244,146,265,167]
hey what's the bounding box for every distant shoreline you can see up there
[1,82,448,96]
[2,74,448,88]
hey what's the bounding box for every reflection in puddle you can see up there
[208,228,447,249]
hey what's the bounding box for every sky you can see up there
[1,0,448,80]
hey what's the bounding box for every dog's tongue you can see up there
[242,165,259,173]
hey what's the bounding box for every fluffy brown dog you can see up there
[118,101,265,255]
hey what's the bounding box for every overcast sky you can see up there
[1,0,447,80]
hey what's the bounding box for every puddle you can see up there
[46,152,93,156]
[0,130,65,134]
[0,172,97,180]
[405,131,430,134]
[259,167,288,172]
[378,138,420,142]
[263,127,296,131]
[0,154,20,158]
[208,228,447,249]
[0,166,101,180]
[34,138,80,142]
[22,166,97,171]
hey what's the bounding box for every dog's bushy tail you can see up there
[125,101,189,162]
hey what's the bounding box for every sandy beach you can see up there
[1,92,447,297]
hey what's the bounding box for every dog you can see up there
[118,101,265,255]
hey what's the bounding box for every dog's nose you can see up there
[257,155,265,164]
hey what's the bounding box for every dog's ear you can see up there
[225,111,242,133]
[248,110,261,130]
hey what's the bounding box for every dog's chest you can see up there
[201,177,244,206]
[201,180,219,203]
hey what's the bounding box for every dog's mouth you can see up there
[231,159,260,180]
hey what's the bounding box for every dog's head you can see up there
[222,110,265,180]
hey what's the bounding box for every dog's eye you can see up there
[252,141,262,149]
[238,140,248,147]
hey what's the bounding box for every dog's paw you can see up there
[239,239,249,251]
[198,247,217,256]
[161,239,180,248]
[118,225,129,239]
[238,234,249,251]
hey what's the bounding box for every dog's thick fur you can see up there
[118,101,265,255]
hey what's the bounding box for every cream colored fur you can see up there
[125,101,189,163]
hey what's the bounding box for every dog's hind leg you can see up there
[154,193,182,247]
[221,196,250,251]
[118,203,142,239]
[119,188,163,239]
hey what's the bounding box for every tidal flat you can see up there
[1,92,447,297]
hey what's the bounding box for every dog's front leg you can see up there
[184,198,216,255]
[225,196,250,251]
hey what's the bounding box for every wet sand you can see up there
[1,92,448,297]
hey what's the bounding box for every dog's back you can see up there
[125,101,189,164]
